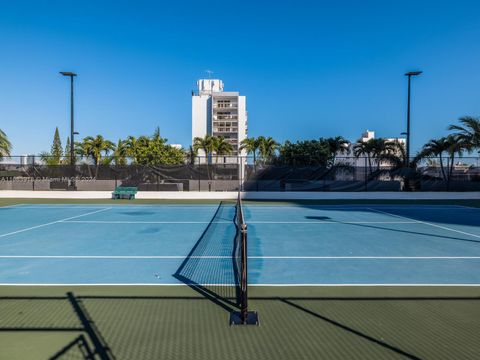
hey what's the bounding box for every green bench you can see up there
[112,187,138,200]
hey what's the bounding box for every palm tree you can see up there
[416,138,449,180]
[325,136,350,163]
[444,135,466,183]
[186,146,197,165]
[377,140,407,168]
[79,135,115,177]
[417,135,466,187]
[369,138,397,171]
[124,136,138,163]
[373,139,422,190]
[352,138,397,173]
[353,139,375,174]
[193,135,215,160]
[212,137,233,163]
[240,137,260,164]
[113,139,128,166]
[448,116,480,153]
[257,136,279,164]
[193,135,216,179]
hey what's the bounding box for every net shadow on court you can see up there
[2,289,480,360]
[173,201,242,314]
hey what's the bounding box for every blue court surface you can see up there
[0,203,479,285]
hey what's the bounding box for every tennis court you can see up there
[1,200,480,359]
[1,203,480,285]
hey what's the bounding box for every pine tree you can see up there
[64,137,71,164]
[51,127,63,163]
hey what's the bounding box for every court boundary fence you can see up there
[1,156,479,192]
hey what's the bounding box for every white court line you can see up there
[4,206,109,209]
[248,221,416,224]
[63,220,231,224]
[10,205,222,209]
[0,207,112,238]
[254,256,480,259]
[0,255,229,259]
[1,255,480,259]
[0,204,25,209]
[60,220,415,225]
[246,205,464,210]
[454,205,480,210]
[249,283,480,287]
[367,207,480,240]
[1,283,479,287]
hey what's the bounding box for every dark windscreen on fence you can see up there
[0,156,479,191]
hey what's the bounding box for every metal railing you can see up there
[213,103,238,109]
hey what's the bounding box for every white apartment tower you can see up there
[192,79,248,162]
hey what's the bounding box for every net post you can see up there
[364,156,368,191]
[230,192,259,326]
[240,223,248,323]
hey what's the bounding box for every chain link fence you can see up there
[1,156,479,191]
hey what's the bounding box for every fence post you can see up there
[197,157,200,192]
[238,156,241,192]
[32,155,36,191]
[364,156,368,192]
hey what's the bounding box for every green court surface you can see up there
[1,286,480,360]
[1,198,480,360]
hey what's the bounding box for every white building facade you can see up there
[359,130,406,148]
[347,130,407,168]
[192,79,248,162]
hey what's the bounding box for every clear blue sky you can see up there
[1,0,479,155]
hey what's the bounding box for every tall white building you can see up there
[192,79,248,162]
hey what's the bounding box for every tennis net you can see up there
[234,192,248,323]
[173,202,239,307]
[173,196,257,325]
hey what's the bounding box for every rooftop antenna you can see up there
[205,70,214,79]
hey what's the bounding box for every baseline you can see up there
[1,255,480,259]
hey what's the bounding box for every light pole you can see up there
[404,71,422,166]
[60,71,78,189]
